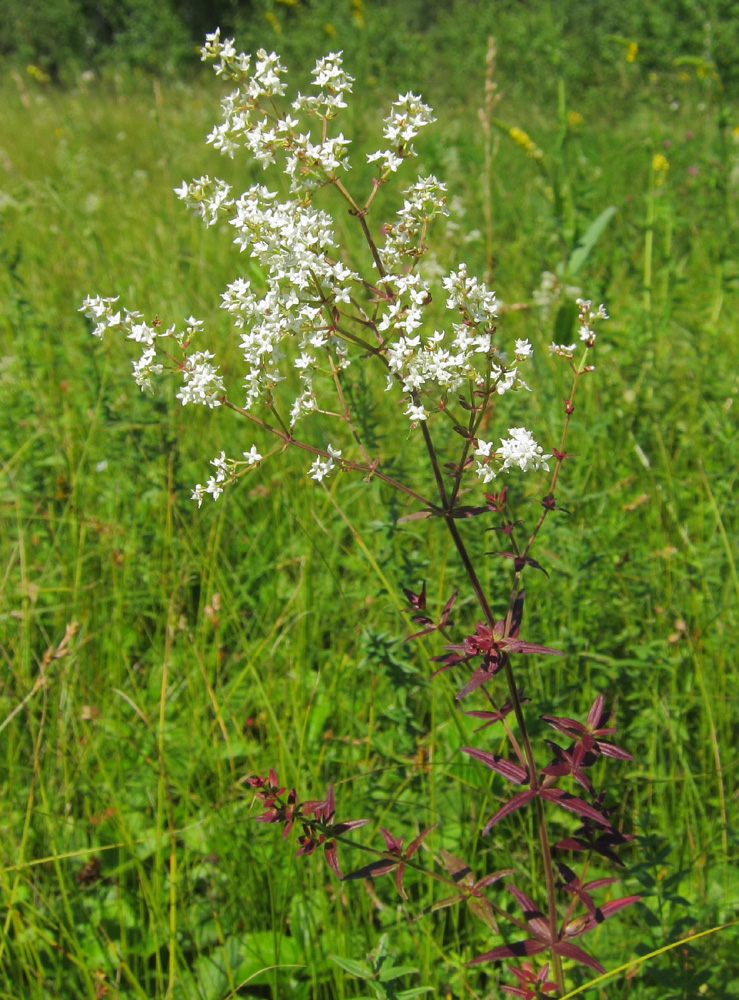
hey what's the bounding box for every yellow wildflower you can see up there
[352,0,365,28]
[626,42,638,63]
[652,153,669,186]
[26,64,51,84]
[567,111,583,127]
[509,126,544,161]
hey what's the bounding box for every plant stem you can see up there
[418,419,566,993]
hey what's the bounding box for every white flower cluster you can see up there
[379,175,448,270]
[191,446,263,507]
[367,93,436,174]
[82,31,601,509]
[548,297,609,357]
[221,186,357,418]
[309,444,342,483]
[79,296,225,401]
[293,52,355,117]
[199,32,352,195]
[474,428,552,484]
[381,263,531,423]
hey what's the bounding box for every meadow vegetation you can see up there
[1,2,738,997]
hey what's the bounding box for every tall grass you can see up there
[1,25,737,999]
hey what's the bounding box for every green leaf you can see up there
[396,989,434,998]
[329,955,372,979]
[378,964,419,982]
[554,299,579,343]
[566,205,617,276]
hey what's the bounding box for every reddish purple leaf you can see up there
[476,868,515,889]
[482,790,537,834]
[468,940,546,965]
[406,822,439,857]
[597,740,634,761]
[553,941,605,973]
[462,747,529,784]
[324,840,342,879]
[539,788,612,827]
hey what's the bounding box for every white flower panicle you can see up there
[293,52,354,117]
[191,446,263,507]
[474,428,552,483]
[577,297,608,347]
[379,175,448,270]
[548,298,609,357]
[309,445,342,483]
[79,296,224,403]
[367,93,436,174]
[176,351,225,408]
[82,30,608,508]
[174,175,233,226]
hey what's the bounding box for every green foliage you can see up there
[1,9,738,998]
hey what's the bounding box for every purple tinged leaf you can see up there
[587,694,605,728]
[379,827,403,853]
[406,822,439,857]
[497,553,550,577]
[324,841,342,879]
[461,747,529,784]
[583,876,619,891]
[510,589,525,636]
[506,640,565,656]
[344,859,398,880]
[397,510,433,522]
[439,849,474,885]
[332,818,370,834]
[553,941,605,973]
[541,714,585,736]
[539,788,612,827]
[476,869,515,888]
[427,894,463,914]
[300,799,326,815]
[441,589,459,619]
[468,940,546,965]
[467,894,498,932]
[482,790,536,834]
[456,663,500,699]
[597,740,634,761]
[395,862,407,899]
[506,885,543,923]
[403,583,426,609]
[448,505,491,518]
[573,895,641,931]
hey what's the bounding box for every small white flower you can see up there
[475,461,498,484]
[549,342,577,357]
[498,427,551,473]
[405,403,428,422]
[579,325,596,345]
[514,338,533,360]
[205,476,224,501]
[243,445,263,465]
[309,456,335,482]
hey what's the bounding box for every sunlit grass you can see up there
[0,39,737,999]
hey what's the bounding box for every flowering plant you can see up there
[81,30,634,995]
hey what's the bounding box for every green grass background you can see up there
[1,3,738,998]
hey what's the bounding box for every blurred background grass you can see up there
[1,2,738,998]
